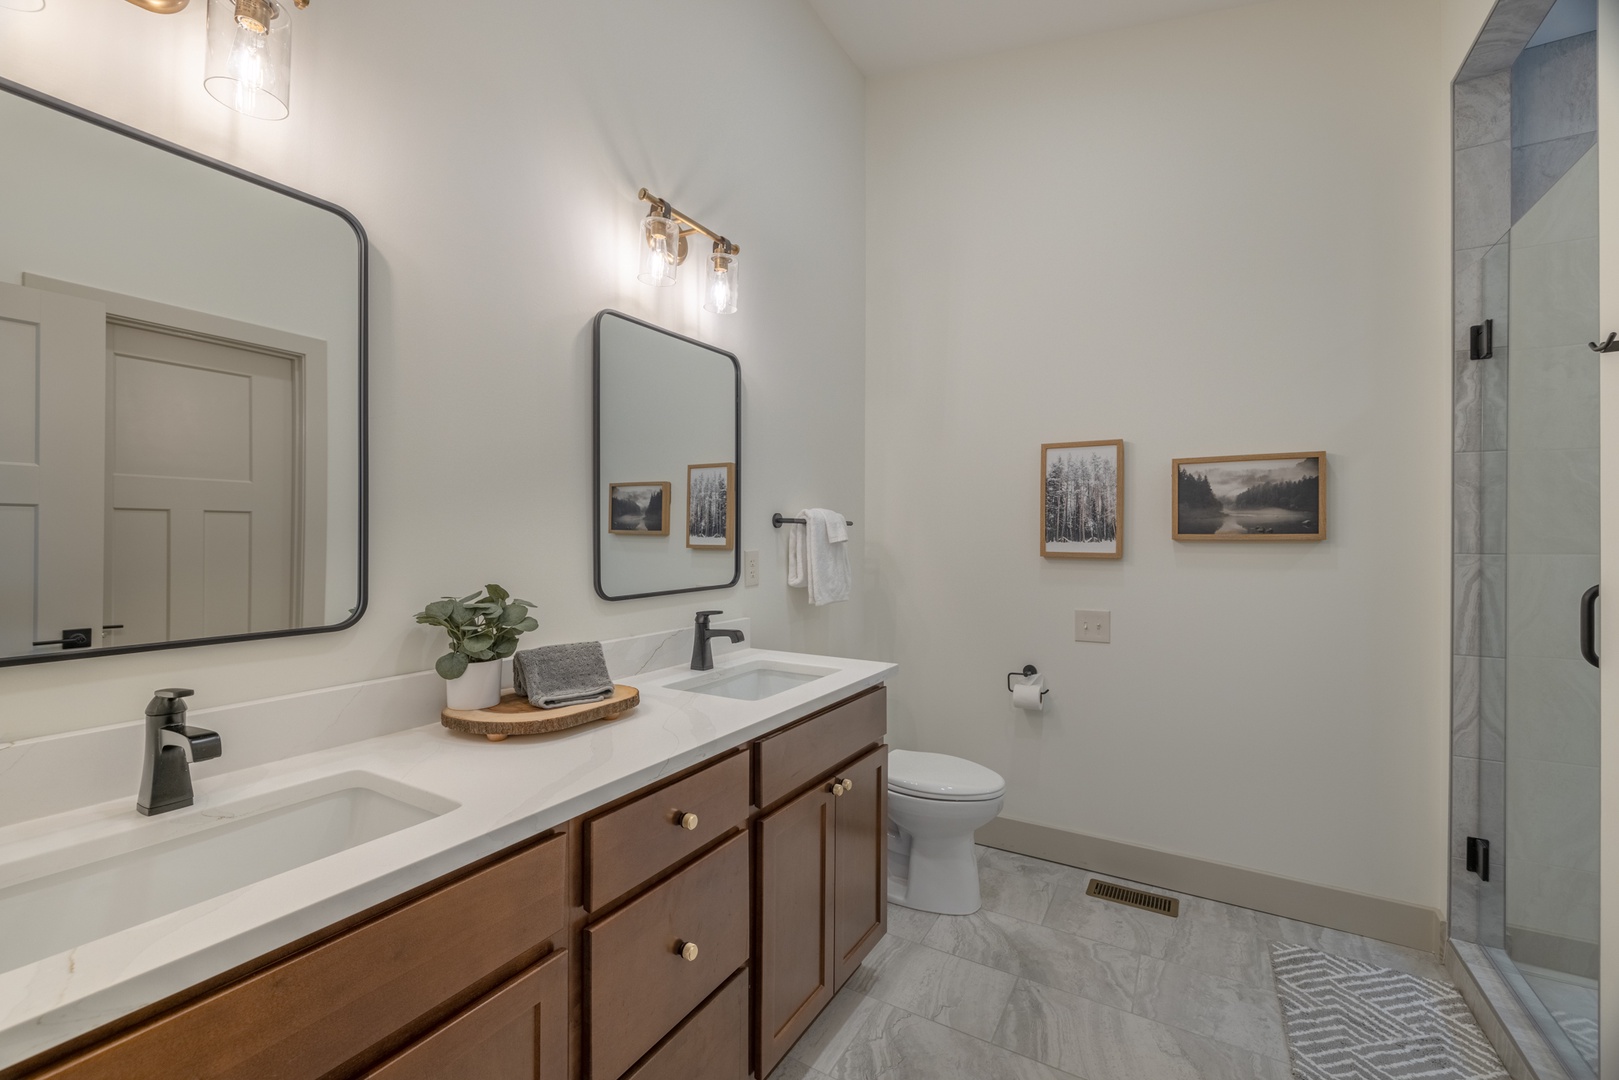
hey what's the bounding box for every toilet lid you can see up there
[888,749,1006,801]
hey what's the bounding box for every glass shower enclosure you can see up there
[1451,1,1604,1076]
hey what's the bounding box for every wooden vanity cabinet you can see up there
[13,683,889,1080]
[754,691,888,1080]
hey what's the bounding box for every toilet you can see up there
[886,749,1006,916]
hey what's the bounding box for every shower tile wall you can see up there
[1454,65,1512,951]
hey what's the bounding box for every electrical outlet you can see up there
[743,549,760,587]
[1075,610,1111,644]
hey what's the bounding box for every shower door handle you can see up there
[1581,585,1600,668]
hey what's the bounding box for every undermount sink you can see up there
[668,659,838,701]
[0,772,456,975]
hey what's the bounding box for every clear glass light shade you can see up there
[0,0,47,11]
[704,249,739,315]
[638,215,682,286]
[204,0,292,121]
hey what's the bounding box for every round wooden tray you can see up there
[441,684,640,741]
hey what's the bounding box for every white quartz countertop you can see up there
[0,648,894,1070]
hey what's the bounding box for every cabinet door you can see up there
[362,949,568,1079]
[833,746,888,989]
[755,781,837,1080]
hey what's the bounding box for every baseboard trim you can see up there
[976,815,1445,954]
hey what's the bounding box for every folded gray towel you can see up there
[513,641,615,709]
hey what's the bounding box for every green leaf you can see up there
[493,637,519,658]
[485,583,510,603]
[461,633,495,654]
[436,652,469,680]
[449,601,471,624]
[516,617,539,633]
[458,591,482,604]
[469,649,496,662]
[503,602,528,623]
[513,598,537,607]
[425,600,455,621]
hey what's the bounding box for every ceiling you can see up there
[806,0,1265,77]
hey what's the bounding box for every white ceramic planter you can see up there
[444,661,502,711]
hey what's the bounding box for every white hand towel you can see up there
[801,508,851,605]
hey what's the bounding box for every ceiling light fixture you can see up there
[636,189,741,315]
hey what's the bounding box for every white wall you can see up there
[865,0,1460,912]
[0,0,867,741]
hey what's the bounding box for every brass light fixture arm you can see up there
[638,188,739,256]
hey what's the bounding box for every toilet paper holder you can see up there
[1006,665,1050,697]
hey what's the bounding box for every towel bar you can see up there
[773,513,855,528]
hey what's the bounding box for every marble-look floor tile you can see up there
[978,863,1056,924]
[1133,956,1288,1060]
[1160,896,1279,992]
[994,978,1291,1080]
[847,936,1017,1041]
[1273,919,1450,984]
[789,989,1080,1080]
[922,908,1138,1010]
[885,904,940,944]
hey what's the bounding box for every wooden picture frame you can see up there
[607,482,671,536]
[1041,440,1124,559]
[1172,452,1326,542]
[687,463,736,550]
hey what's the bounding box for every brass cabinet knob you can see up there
[831,781,846,796]
[841,777,854,793]
[679,941,700,962]
[678,812,700,831]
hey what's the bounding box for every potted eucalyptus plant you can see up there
[415,584,539,710]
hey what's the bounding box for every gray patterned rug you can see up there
[1270,944,1509,1079]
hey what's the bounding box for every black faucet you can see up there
[137,689,223,816]
[691,610,745,671]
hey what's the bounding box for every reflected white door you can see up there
[0,282,107,657]
[105,323,297,645]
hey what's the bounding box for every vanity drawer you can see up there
[586,749,749,911]
[755,686,886,809]
[621,969,748,1080]
[360,948,568,1079]
[586,832,750,1080]
[33,834,566,1080]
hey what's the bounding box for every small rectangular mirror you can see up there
[0,78,367,666]
[594,311,740,601]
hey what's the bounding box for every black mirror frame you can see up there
[0,76,369,668]
[593,310,741,602]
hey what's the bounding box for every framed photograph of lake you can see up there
[1042,440,1123,559]
[1173,453,1325,541]
[687,462,735,550]
[608,481,671,536]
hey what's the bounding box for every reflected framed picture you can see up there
[687,462,735,550]
[1042,440,1124,559]
[1173,453,1325,541]
[608,481,671,536]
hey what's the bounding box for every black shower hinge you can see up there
[1466,836,1491,882]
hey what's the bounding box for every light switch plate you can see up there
[743,550,760,587]
[1075,610,1111,643]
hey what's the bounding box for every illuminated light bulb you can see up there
[203,0,291,120]
[638,214,682,287]
[704,249,738,315]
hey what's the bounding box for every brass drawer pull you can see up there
[677,811,700,831]
[679,941,700,962]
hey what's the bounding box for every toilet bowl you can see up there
[887,749,1005,916]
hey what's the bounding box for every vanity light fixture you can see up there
[636,189,741,315]
[123,0,310,118]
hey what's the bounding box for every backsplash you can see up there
[0,619,748,828]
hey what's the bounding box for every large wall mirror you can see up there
[0,78,367,667]
[594,311,739,601]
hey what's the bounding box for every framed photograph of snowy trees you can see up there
[1042,440,1123,559]
[1172,453,1325,541]
[687,462,736,550]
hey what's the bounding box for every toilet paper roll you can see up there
[1012,676,1045,712]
